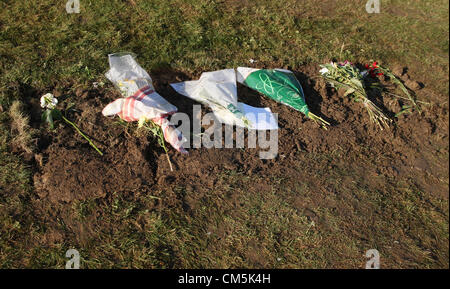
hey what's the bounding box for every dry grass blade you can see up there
[9,101,36,154]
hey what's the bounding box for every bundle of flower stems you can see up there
[320,61,391,130]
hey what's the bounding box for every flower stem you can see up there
[141,121,173,172]
[156,124,173,172]
[308,112,330,129]
[165,150,174,172]
[61,115,103,156]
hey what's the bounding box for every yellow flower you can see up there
[138,116,147,128]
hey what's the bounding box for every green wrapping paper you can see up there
[237,68,329,128]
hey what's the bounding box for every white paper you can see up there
[170,69,278,130]
[171,69,238,110]
[104,53,177,117]
[236,67,260,84]
[105,53,155,97]
[238,103,278,130]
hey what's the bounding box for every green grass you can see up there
[0,0,448,268]
[1,0,448,99]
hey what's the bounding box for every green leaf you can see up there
[42,109,54,129]
[395,105,412,117]
[51,109,62,120]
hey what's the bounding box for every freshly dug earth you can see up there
[33,93,158,204]
[27,64,449,268]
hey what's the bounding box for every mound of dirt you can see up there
[153,64,448,200]
[29,64,449,205]
[32,90,158,203]
[33,140,155,203]
[23,64,448,262]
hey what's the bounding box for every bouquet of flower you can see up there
[319,61,390,130]
[237,67,330,129]
[170,69,278,130]
[103,53,188,156]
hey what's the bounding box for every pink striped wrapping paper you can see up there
[103,86,188,154]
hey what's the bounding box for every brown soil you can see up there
[25,64,449,267]
[32,91,158,204]
[155,64,448,199]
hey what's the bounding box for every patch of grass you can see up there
[0,110,45,268]
[8,101,36,154]
[0,0,448,268]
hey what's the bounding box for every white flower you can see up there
[40,93,58,109]
[319,67,329,75]
[360,70,369,77]
[249,58,256,64]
